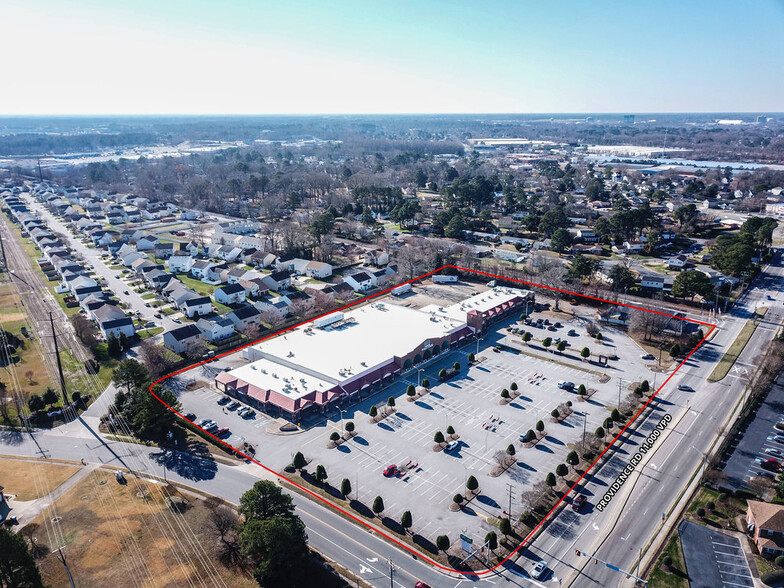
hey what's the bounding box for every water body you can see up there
[587,154,784,171]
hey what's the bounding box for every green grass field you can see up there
[707,309,766,382]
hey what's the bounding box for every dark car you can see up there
[571,494,587,511]
[182,412,196,422]
[217,396,231,405]
[227,400,241,410]
[204,422,219,433]
[554,322,562,328]
[214,427,230,438]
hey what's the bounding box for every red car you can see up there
[214,427,231,438]
[571,494,587,511]
[382,464,398,477]
[415,583,432,588]
[762,458,782,470]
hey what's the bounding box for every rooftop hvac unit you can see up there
[272,373,278,378]
[261,369,267,374]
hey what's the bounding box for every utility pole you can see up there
[0,229,7,272]
[53,546,76,588]
[582,411,587,452]
[50,312,70,411]
[387,559,396,588]
[617,378,623,408]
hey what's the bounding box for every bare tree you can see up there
[204,497,245,569]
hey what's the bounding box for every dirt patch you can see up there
[0,458,79,500]
[25,469,256,588]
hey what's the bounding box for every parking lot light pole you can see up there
[339,409,346,433]
[417,369,424,386]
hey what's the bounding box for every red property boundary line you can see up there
[149,264,717,576]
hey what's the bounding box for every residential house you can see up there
[167,255,194,274]
[215,245,242,262]
[303,261,332,279]
[747,500,784,557]
[283,290,314,314]
[204,263,229,283]
[261,270,292,292]
[182,296,212,318]
[576,229,599,243]
[213,219,259,236]
[163,324,202,354]
[238,279,265,298]
[190,260,214,279]
[226,305,262,332]
[120,251,146,267]
[667,255,688,270]
[196,317,236,343]
[254,296,290,319]
[343,271,373,292]
[136,235,159,251]
[94,304,136,339]
[154,242,174,259]
[214,283,246,305]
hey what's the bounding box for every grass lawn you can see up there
[0,458,80,500]
[26,468,257,588]
[648,534,689,588]
[138,327,164,339]
[140,292,157,299]
[175,273,219,297]
[708,310,765,382]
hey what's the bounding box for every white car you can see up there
[445,440,459,452]
[531,560,548,579]
[765,448,783,457]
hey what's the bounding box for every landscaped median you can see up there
[708,308,767,382]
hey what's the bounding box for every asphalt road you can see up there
[20,191,183,337]
[524,249,784,587]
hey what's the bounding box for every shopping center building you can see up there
[215,286,534,420]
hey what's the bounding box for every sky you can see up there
[1,0,783,115]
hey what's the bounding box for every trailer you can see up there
[391,283,412,296]
[432,275,458,283]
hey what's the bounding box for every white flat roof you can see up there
[423,286,532,323]
[230,302,466,400]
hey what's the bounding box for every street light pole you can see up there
[418,369,424,386]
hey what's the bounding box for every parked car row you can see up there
[217,395,256,419]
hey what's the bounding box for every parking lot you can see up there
[721,374,784,491]
[679,521,755,588]
[176,290,663,541]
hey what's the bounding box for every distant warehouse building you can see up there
[216,286,533,420]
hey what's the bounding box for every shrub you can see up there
[439,368,447,378]
[670,343,681,358]
[545,473,556,488]
[536,420,544,433]
[603,417,613,430]
[594,427,605,439]
[566,400,572,407]
[555,463,568,478]
[641,380,650,393]
[510,382,518,391]
[662,555,673,568]
[466,475,479,491]
[446,425,455,435]
[340,478,352,498]
[525,429,536,443]
[775,555,784,568]
[522,332,532,343]
[315,464,328,483]
[485,531,498,551]
[501,389,510,399]
[468,352,475,362]
[581,347,591,360]
[345,421,355,433]
[369,405,378,418]
[718,492,728,501]
[578,384,586,395]
[543,337,552,348]
[453,362,460,370]
[372,496,385,516]
[706,501,715,511]
[387,396,395,407]
[436,535,450,552]
[551,408,560,419]
[696,507,706,517]
[434,431,445,444]
[499,517,512,537]
[595,332,603,341]
[406,384,415,395]
[421,378,430,388]
[506,444,515,456]
[453,493,464,505]
[400,510,412,531]
[611,408,621,422]
[330,432,340,442]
